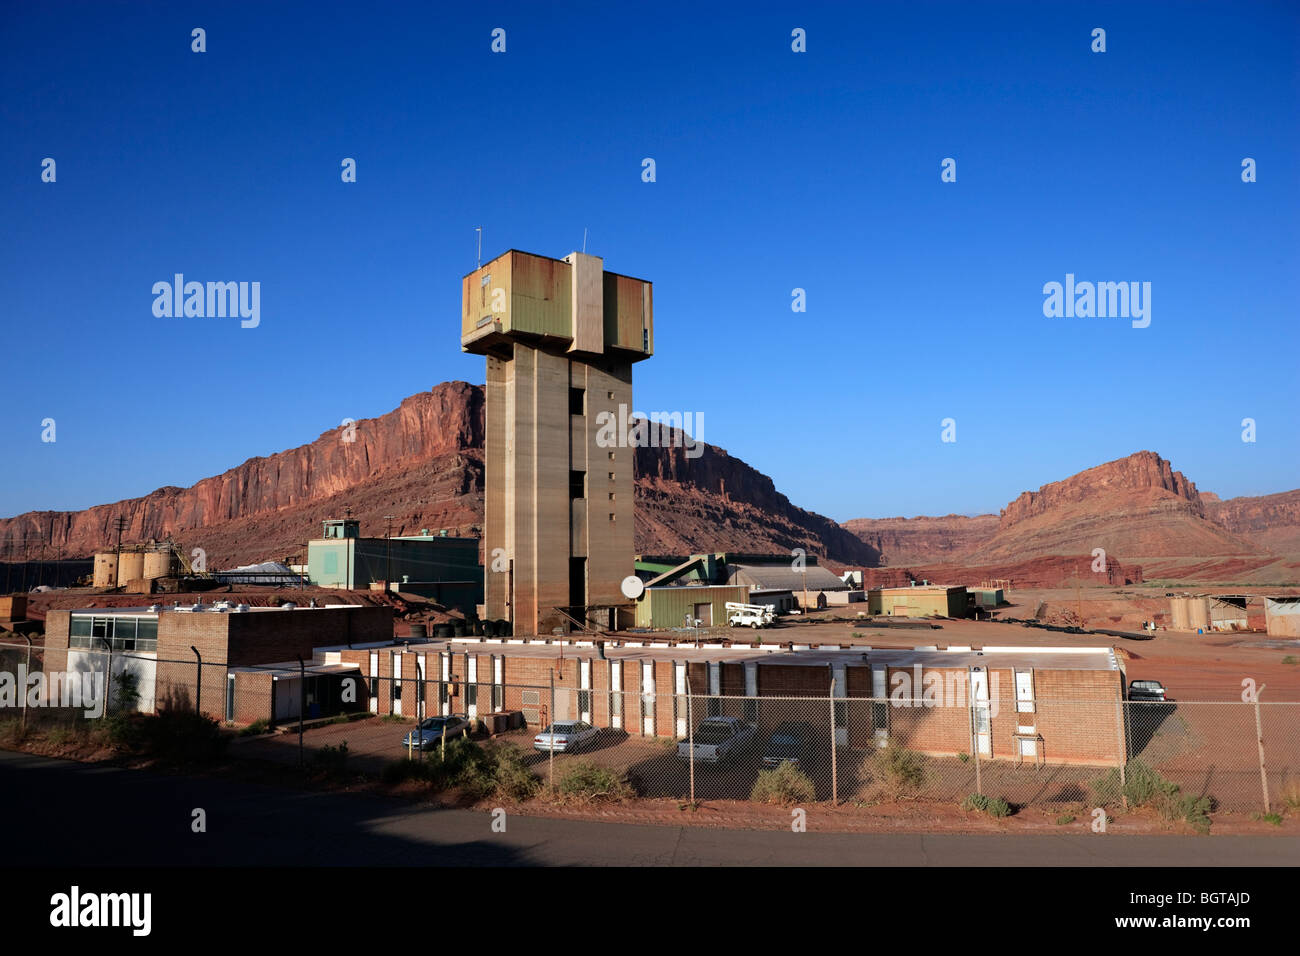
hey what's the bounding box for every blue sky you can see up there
[2,0,1296,523]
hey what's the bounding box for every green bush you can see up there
[310,742,350,779]
[873,744,926,794]
[751,763,816,806]
[961,793,1011,817]
[0,718,29,748]
[1092,760,1214,833]
[239,718,271,737]
[1056,814,1076,825]
[381,739,540,801]
[491,744,541,801]
[108,711,229,765]
[555,761,633,803]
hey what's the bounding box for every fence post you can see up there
[829,672,838,806]
[20,634,32,727]
[297,655,305,769]
[1253,685,1270,814]
[548,670,556,794]
[415,658,424,763]
[686,674,695,805]
[1113,698,1128,810]
[969,682,982,796]
[190,646,202,717]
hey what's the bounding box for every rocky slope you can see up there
[0,382,877,569]
[843,451,1276,567]
[1205,488,1300,556]
[978,451,1258,560]
[840,514,999,566]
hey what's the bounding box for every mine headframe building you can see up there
[461,250,654,637]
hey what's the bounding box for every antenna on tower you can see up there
[582,228,588,254]
[475,227,483,269]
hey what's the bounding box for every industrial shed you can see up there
[633,584,750,629]
[869,584,969,619]
[1265,597,1300,637]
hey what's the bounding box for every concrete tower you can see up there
[461,250,653,636]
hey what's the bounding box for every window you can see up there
[609,513,616,522]
[608,451,615,461]
[69,615,157,651]
[570,470,586,500]
[608,493,615,501]
[608,472,615,481]
[569,387,585,415]
[607,391,614,401]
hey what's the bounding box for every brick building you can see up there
[332,638,1126,767]
[44,602,393,723]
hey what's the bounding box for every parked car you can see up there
[401,715,471,751]
[762,721,814,768]
[1127,680,1169,702]
[533,720,600,753]
[677,716,757,764]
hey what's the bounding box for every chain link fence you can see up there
[2,641,1297,816]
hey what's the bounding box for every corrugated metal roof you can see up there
[727,564,847,592]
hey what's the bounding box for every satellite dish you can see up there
[621,575,645,600]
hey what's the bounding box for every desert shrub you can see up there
[751,763,816,806]
[106,711,228,764]
[1092,760,1213,832]
[112,671,141,713]
[382,757,434,786]
[491,743,541,801]
[1056,814,1076,825]
[555,761,633,803]
[0,718,28,748]
[1281,779,1300,811]
[239,718,271,737]
[872,744,926,794]
[382,739,539,801]
[1258,812,1284,826]
[961,793,1011,817]
[310,742,350,779]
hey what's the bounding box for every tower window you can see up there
[570,470,586,500]
[569,387,585,415]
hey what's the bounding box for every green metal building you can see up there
[632,584,750,629]
[307,520,482,611]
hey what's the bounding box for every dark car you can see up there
[1127,680,1169,702]
[762,721,815,768]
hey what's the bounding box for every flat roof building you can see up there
[43,602,393,724]
[307,519,481,610]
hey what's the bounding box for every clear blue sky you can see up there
[2,1,1296,523]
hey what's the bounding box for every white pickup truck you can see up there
[726,602,776,628]
[677,716,758,764]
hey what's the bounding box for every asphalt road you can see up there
[2,751,1296,866]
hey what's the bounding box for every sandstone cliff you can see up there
[840,514,999,566]
[977,451,1258,559]
[0,382,876,569]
